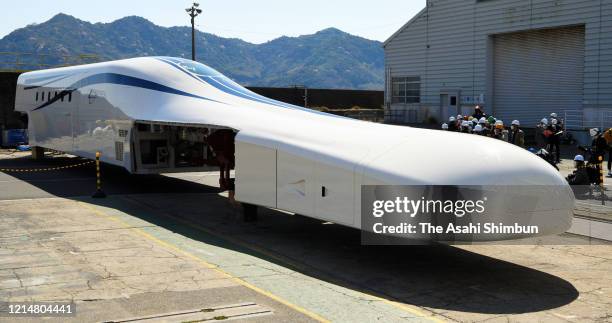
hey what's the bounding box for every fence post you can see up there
[92,151,106,198]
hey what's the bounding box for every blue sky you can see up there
[2,0,425,43]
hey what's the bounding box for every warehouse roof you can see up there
[383,7,426,48]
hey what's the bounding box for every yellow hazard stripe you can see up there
[120,197,446,323]
[79,202,332,323]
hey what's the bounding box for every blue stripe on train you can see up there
[32,72,222,111]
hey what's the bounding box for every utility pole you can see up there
[185,2,203,61]
[293,85,308,108]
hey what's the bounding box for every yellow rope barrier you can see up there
[0,160,94,173]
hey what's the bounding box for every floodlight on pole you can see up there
[186,2,203,61]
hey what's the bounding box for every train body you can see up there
[14,57,575,241]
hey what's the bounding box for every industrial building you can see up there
[384,0,612,133]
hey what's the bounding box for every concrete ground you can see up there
[0,151,611,323]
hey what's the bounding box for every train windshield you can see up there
[161,57,223,77]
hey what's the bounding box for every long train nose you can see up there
[360,129,574,241]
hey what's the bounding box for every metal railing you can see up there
[564,110,612,130]
[0,52,102,72]
[330,109,384,122]
[385,109,406,124]
[384,108,425,125]
[562,110,583,130]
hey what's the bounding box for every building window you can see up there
[35,92,39,101]
[48,92,51,102]
[391,77,420,104]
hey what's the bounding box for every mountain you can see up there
[0,14,384,90]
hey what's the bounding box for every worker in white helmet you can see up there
[545,120,562,163]
[448,116,458,131]
[550,113,560,128]
[442,123,449,130]
[566,155,590,195]
[482,117,494,137]
[473,124,483,135]
[460,120,471,133]
[508,120,525,148]
[492,120,508,141]
[535,118,549,148]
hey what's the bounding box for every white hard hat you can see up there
[550,113,557,118]
[442,123,449,130]
[551,119,558,125]
[574,155,585,162]
[590,128,600,137]
[541,118,549,125]
[479,117,487,124]
[495,120,504,126]
[457,115,463,119]
[473,125,483,132]
[512,120,520,126]
[449,116,456,122]
[461,121,470,127]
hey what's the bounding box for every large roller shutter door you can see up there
[493,26,584,126]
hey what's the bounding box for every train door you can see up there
[276,151,315,216]
[440,92,459,122]
[314,162,355,226]
[234,140,277,209]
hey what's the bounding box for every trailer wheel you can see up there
[242,203,258,222]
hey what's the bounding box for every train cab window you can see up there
[35,92,39,101]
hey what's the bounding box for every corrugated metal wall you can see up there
[493,26,585,126]
[384,0,612,128]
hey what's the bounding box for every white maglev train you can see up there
[14,57,574,241]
